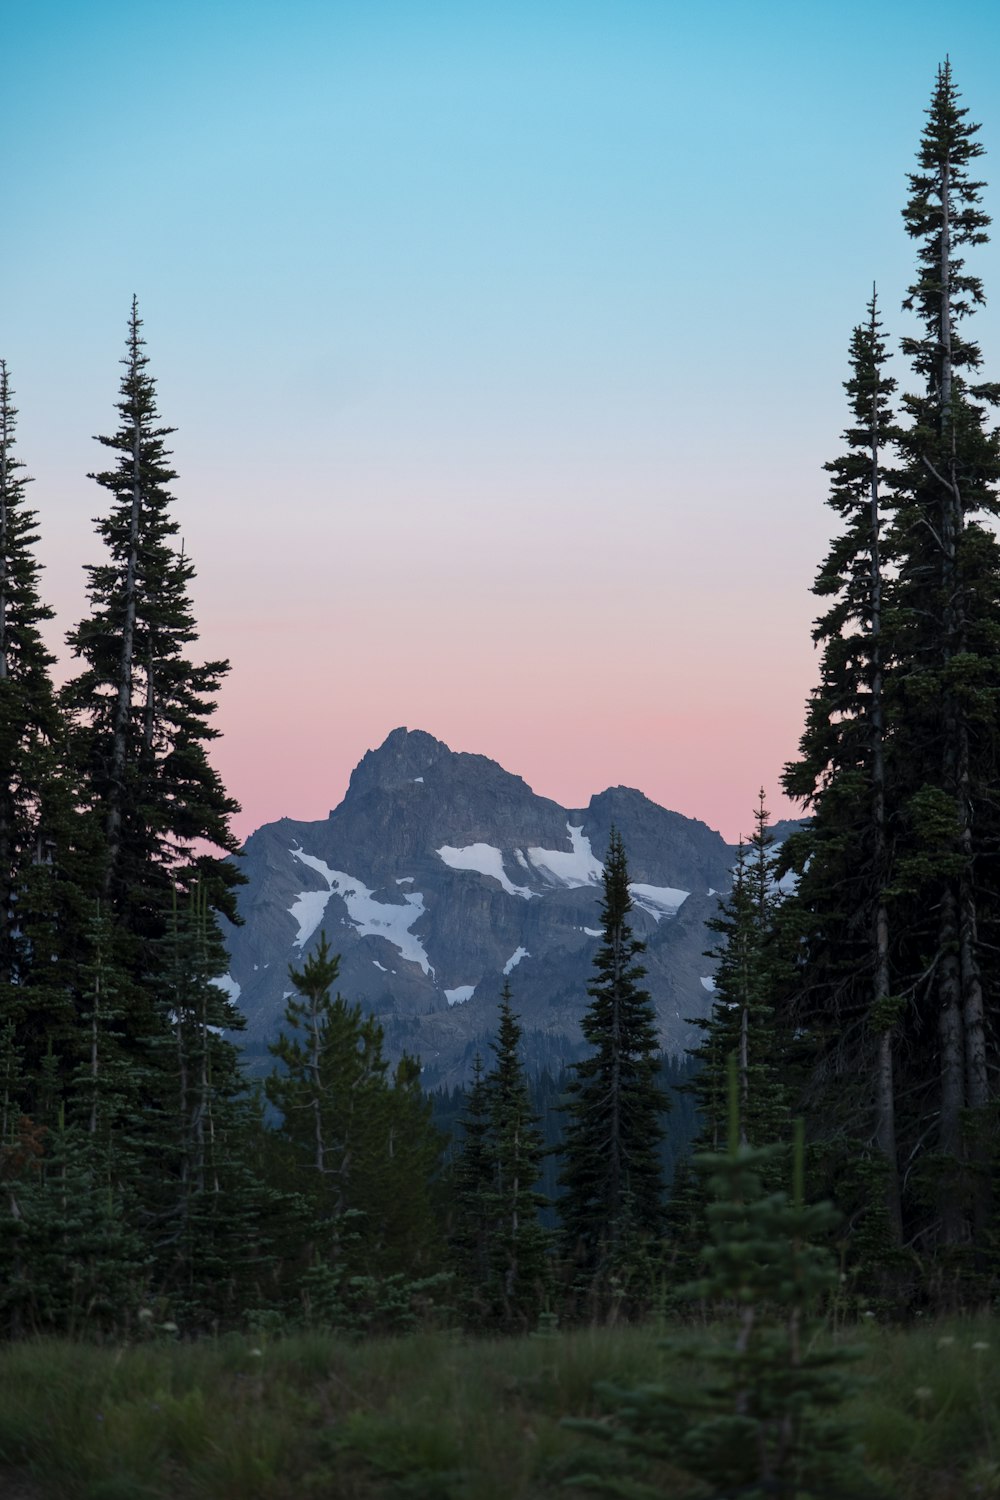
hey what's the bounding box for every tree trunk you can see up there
[0,362,9,683]
[938,889,966,1245]
[867,315,902,1244]
[104,310,144,896]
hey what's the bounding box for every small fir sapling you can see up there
[565,1060,876,1500]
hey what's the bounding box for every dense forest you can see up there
[2,59,1000,1351]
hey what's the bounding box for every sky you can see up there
[6,0,1000,844]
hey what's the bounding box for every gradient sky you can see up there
[7,0,1000,843]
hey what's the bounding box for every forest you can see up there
[2,58,1000,1500]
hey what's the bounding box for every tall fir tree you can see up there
[59,303,247,1295]
[450,1051,493,1319]
[0,360,85,1090]
[0,358,58,973]
[558,830,668,1315]
[778,291,906,1251]
[64,298,241,949]
[889,60,1000,1251]
[485,982,549,1328]
[781,65,1000,1283]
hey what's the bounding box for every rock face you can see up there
[223,728,735,1089]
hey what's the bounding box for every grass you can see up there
[0,1318,997,1497]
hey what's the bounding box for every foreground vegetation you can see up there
[0,1320,997,1499]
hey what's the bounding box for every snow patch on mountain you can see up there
[212,974,241,1003]
[445,985,475,1006]
[503,946,530,975]
[527,823,604,887]
[701,976,716,992]
[289,847,433,973]
[288,888,333,949]
[436,843,534,899]
[630,882,689,920]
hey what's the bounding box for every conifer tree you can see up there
[779,289,911,1254]
[483,982,549,1328]
[265,934,443,1319]
[780,65,1000,1277]
[148,882,251,1321]
[558,830,668,1313]
[64,299,241,947]
[568,1068,871,1500]
[674,799,789,1282]
[0,359,85,1088]
[0,359,57,970]
[692,797,787,1159]
[888,60,1000,1247]
[779,292,905,1248]
[451,1052,493,1316]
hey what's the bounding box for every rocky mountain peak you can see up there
[342,727,450,804]
[225,730,736,1089]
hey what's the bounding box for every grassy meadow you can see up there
[0,1319,998,1498]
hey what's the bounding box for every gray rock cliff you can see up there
[222,728,735,1088]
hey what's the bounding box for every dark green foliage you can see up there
[671,798,790,1285]
[0,359,89,1097]
[779,64,1000,1290]
[450,1052,496,1318]
[691,794,788,1160]
[0,1113,149,1338]
[886,61,1000,1255]
[450,985,550,1328]
[567,1072,873,1500]
[265,933,445,1327]
[0,360,62,978]
[63,298,242,945]
[558,830,669,1316]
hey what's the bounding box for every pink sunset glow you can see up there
[13,7,995,852]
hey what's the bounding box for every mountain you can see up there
[222,728,735,1089]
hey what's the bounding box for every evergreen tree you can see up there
[558,830,668,1314]
[148,882,253,1324]
[265,934,444,1324]
[888,60,1000,1250]
[64,298,241,949]
[0,359,88,1094]
[779,291,906,1257]
[0,359,59,978]
[58,303,247,1305]
[483,982,549,1328]
[567,1069,872,1500]
[673,799,788,1285]
[780,64,1000,1284]
[450,1052,493,1317]
[691,797,787,1158]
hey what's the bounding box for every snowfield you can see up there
[436,843,534,899]
[289,846,433,974]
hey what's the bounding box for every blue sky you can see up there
[6,1,1000,838]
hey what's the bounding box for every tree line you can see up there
[2,60,1000,1335]
[681,60,1000,1310]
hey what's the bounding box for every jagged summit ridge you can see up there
[225,729,735,1088]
